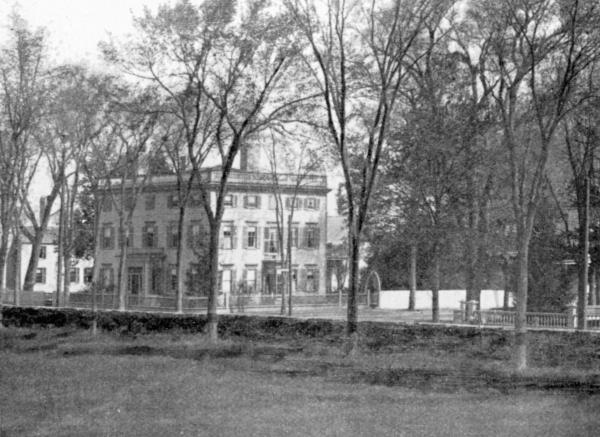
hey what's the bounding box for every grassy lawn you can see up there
[1,327,600,436]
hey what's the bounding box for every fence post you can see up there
[567,305,577,329]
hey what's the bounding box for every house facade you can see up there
[4,228,93,300]
[95,168,328,301]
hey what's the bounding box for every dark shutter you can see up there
[300,227,307,249]
[264,227,269,252]
[242,226,248,249]
[232,195,237,207]
[232,226,238,249]
[314,227,320,247]
[298,268,307,292]
[256,195,262,209]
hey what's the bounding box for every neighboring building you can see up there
[4,228,94,294]
[95,168,329,300]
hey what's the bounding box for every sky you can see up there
[0,0,342,217]
[0,0,168,66]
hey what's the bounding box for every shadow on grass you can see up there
[4,327,600,396]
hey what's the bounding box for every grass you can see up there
[1,326,600,436]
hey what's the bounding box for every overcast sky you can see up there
[0,0,173,65]
[0,0,342,216]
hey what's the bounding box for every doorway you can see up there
[128,267,143,295]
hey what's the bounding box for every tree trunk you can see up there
[56,195,64,307]
[0,232,9,290]
[22,234,45,293]
[502,258,511,310]
[176,205,186,313]
[206,220,220,342]
[63,253,71,307]
[589,265,596,306]
[117,216,128,311]
[431,245,440,323]
[346,229,360,354]
[287,214,293,316]
[465,222,478,302]
[408,243,417,311]
[514,239,530,371]
[595,267,600,307]
[577,174,590,330]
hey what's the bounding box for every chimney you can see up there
[239,144,248,171]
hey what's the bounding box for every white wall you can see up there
[379,289,510,310]
[20,243,93,293]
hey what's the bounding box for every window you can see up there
[187,263,202,295]
[150,263,163,295]
[169,264,177,293]
[167,194,180,209]
[285,197,301,209]
[189,192,202,207]
[268,195,276,210]
[221,224,236,249]
[224,194,237,207]
[69,267,79,283]
[167,222,179,249]
[143,222,157,248]
[244,194,261,209]
[145,194,156,210]
[305,266,319,293]
[243,267,257,294]
[304,224,320,249]
[244,224,258,249]
[101,225,114,249]
[264,227,278,253]
[100,265,114,288]
[123,193,135,210]
[188,221,203,249]
[304,197,320,210]
[102,197,112,212]
[221,268,233,293]
[39,246,46,259]
[290,226,299,248]
[119,225,134,247]
[84,268,93,284]
[35,268,46,284]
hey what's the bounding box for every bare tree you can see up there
[264,129,325,315]
[103,100,160,310]
[107,0,306,340]
[0,13,46,297]
[288,0,452,351]
[470,0,600,369]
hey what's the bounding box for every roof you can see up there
[103,168,329,195]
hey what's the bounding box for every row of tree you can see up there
[356,0,600,370]
[2,0,600,370]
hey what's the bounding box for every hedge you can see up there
[3,305,600,351]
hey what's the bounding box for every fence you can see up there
[473,310,570,329]
[1,288,367,313]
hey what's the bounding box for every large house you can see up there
[95,168,329,302]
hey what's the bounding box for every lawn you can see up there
[1,327,600,436]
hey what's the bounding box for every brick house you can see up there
[95,168,328,301]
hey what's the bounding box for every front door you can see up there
[128,267,143,295]
[262,261,276,295]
